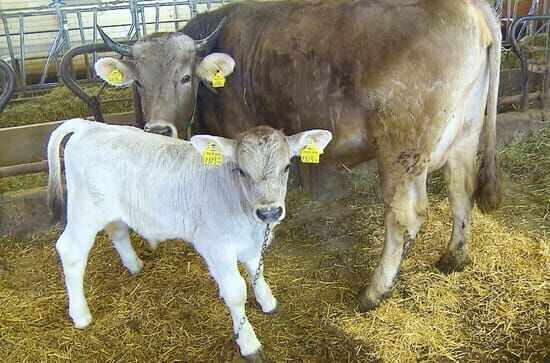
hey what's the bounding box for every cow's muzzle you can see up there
[256,207,283,223]
[144,125,176,138]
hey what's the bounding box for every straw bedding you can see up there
[0,128,548,362]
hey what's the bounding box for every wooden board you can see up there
[0,112,136,168]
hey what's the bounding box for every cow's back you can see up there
[184,0,496,165]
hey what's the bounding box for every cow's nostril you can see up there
[146,125,173,137]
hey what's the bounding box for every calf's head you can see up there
[191,127,332,223]
[94,20,234,138]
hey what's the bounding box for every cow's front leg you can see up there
[203,253,263,360]
[243,255,278,314]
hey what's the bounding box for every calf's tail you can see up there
[474,3,503,214]
[47,118,90,221]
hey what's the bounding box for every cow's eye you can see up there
[284,164,291,173]
[235,168,246,177]
[181,75,191,84]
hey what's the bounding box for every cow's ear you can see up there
[196,53,236,83]
[286,129,333,157]
[95,58,136,86]
[190,135,237,162]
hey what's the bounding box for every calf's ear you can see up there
[190,135,237,162]
[95,58,136,86]
[196,53,236,82]
[286,130,333,157]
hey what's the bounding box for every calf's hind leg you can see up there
[56,224,98,328]
[104,221,143,275]
[358,164,428,312]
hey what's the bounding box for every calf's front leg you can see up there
[203,252,263,360]
[243,255,278,314]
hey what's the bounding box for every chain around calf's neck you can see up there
[236,223,271,339]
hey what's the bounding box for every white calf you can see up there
[47,118,331,359]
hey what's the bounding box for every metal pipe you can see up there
[59,41,135,122]
[0,59,16,113]
[18,16,26,92]
[77,11,92,81]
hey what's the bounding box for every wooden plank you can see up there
[0,112,136,168]
[527,63,550,74]
[0,161,47,177]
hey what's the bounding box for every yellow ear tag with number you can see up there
[108,68,123,83]
[300,141,321,164]
[202,143,223,166]
[212,70,226,88]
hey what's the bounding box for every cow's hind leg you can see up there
[56,224,98,328]
[436,138,477,273]
[358,165,428,312]
[105,221,143,275]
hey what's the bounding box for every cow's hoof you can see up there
[356,286,387,313]
[242,348,266,362]
[436,252,471,274]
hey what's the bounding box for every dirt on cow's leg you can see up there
[357,166,428,312]
[436,137,477,274]
[299,163,349,202]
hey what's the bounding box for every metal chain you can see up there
[235,223,271,339]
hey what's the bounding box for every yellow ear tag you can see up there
[212,70,226,88]
[202,143,223,166]
[108,68,123,83]
[300,141,321,164]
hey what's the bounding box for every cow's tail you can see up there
[474,3,503,214]
[47,118,90,221]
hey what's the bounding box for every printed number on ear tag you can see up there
[300,142,321,164]
[202,143,223,166]
[212,70,226,88]
[108,68,123,83]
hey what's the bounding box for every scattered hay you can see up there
[0,130,548,362]
[0,84,132,128]
[0,172,47,194]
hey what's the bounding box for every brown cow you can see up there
[96,0,503,341]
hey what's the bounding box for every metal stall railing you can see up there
[0,0,232,94]
[510,15,550,110]
[495,0,547,45]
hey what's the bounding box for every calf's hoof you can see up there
[71,313,93,329]
[243,348,266,362]
[356,286,390,313]
[128,258,144,275]
[436,252,471,274]
[263,304,278,315]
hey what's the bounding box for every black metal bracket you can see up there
[0,59,16,113]
[59,41,142,125]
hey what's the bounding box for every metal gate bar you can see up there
[0,0,231,93]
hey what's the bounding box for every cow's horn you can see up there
[194,17,227,56]
[97,25,133,57]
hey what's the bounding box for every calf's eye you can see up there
[181,75,191,84]
[235,168,246,177]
